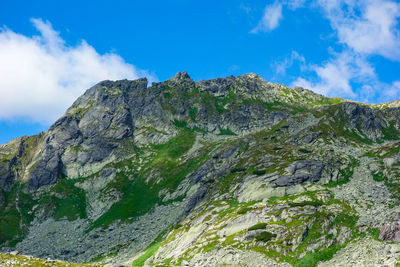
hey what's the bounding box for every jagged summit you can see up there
[0,73,392,192]
[170,71,191,80]
[2,72,400,266]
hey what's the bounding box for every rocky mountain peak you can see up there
[240,72,263,80]
[2,73,400,266]
[166,71,195,89]
[171,71,191,80]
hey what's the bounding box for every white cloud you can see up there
[259,0,400,102]
[386,81,400,99]
[251,1,283,33]
[273,50,306,76]
[318,0,400,60]
[291,50,400,103]
[0,19,154,123]
[291,51,376,98]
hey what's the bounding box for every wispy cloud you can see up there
[272,50,306,76]
[287,0,307,10]
[239,3,252,14]
[0,19,155,123]
[291,51,375,97]
[301,0,400,101]
[251,1,283,33]
[291,50,400,103]
[256,0,400,102]
[318,0,400,60]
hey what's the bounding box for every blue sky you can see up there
[1,0,400,143]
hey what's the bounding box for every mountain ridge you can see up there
[1,72,400,266]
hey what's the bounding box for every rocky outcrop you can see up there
[273,160,325,187]
[2,72,400,266]
[380,219,400,242]
[0,156,17,191]
[338,102,387,140]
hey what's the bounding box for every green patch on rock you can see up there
[381,123,400,140]
[0,185,36,246]
[132,228,170,266]
[88,129,212,230]
[189,107,198,122]
[372,171,385,182]
[298,148,312,154]
[252,169,266,176]
[295,245,343,267]
[218,128,237,136]
[288,200,323,208]
[326,156,359,187]
[40,178,87,221]
[248,222,267,231]
[254,231,277,242]
[237,206,252,214]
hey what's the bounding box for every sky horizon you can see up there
[1,0,400,144]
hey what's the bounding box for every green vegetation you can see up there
[326,169,353,187]
[327,156,359,187]
[237,206,252,214]
[331,213,358,229]
[152,125,196,159]
[3,74,400,266]
[214,172,240,195]
[248,222,267,231]
[202,240,218,253]
[132,241,161,266]
[381,123,400,140]
[295,246,343,267]
[189,107,198,122]
[382,145,400,158]
[252,169,266,176]
[68,100,95,119]
[231,167,246,173]
[41,178,87,221]
[0,185,36,246]
[216,198,240,218]
[132,228,170,266]
[313,105,375,145]
[254,231,276,242]
[88,127,212,230]
[289,200,323,208]
[218,128,237,136]
[298,148,312,153]
[0,190,21,245]
[372,171,385,182]
[310,97,345,107]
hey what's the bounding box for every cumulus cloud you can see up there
[291,0,400,101]
[255,0,400,102]
[0,19,154,123]
[290,51,400,103]
[291,52,375,97]
[251,1,283,33]
[318,0,400,60]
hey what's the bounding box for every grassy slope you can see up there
[2,78,400,265]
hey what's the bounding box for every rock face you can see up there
[273,160,325,187]
[380,219,400,242]
[1,72,400,266]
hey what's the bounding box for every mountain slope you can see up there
[1,72,400,266]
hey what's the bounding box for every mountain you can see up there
[1,72,400,266]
